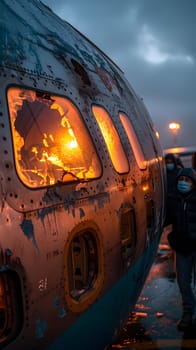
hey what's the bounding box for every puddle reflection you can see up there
[110,239,196,349]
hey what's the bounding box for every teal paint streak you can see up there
[79,208,85,218]
[35,317,47,339]
[58,307,67,319]
[20,219,40,254]
[53,297,60,310]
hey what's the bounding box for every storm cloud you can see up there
[43,0,196,149]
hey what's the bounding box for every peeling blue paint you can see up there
[5,248,12,257]
[89,197,95,205]
[0,0,116,78]
[39,205,58,222]
[89,192,110,206]
[20,219,40,254]
[97,198,105,208]
[122,203,131,209]
[39,191,110,221]
[39,206,52,219]
[63,202,70,211]
[42,189,62,204]
[35,317,47,339]
[116,209,121,218]
[53,297,60,309]
[116,202,132,217]
[79,208,85,218]
[20,219,34,238]
[58,306,66,319]
[96,183,105,192]
[76,45,97,66]
[53,298,66,318]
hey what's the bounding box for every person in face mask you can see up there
[166,168,196,330]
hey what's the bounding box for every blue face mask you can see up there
[166,163,175,171]
[177,180,192,193]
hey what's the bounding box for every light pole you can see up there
[168,122,181,147]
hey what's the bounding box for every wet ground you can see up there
[110,227,196,350]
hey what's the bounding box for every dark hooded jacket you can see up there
[167,168,196,254]
[165,153,181,196]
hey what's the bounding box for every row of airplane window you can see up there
[7,87,146,188]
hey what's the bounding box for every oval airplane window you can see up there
[119,113,147,170]
[92,105,129,173]
[120,206,137,264]
[64,225,104,313]
[7,87,102,188]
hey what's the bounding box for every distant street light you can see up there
[169,122,181,146]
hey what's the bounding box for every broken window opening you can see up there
[7,87,102,188]
[67,231,98,301]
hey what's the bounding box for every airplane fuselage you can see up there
[0,1,166,349]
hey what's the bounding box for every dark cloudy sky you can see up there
[43,0,196,149]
